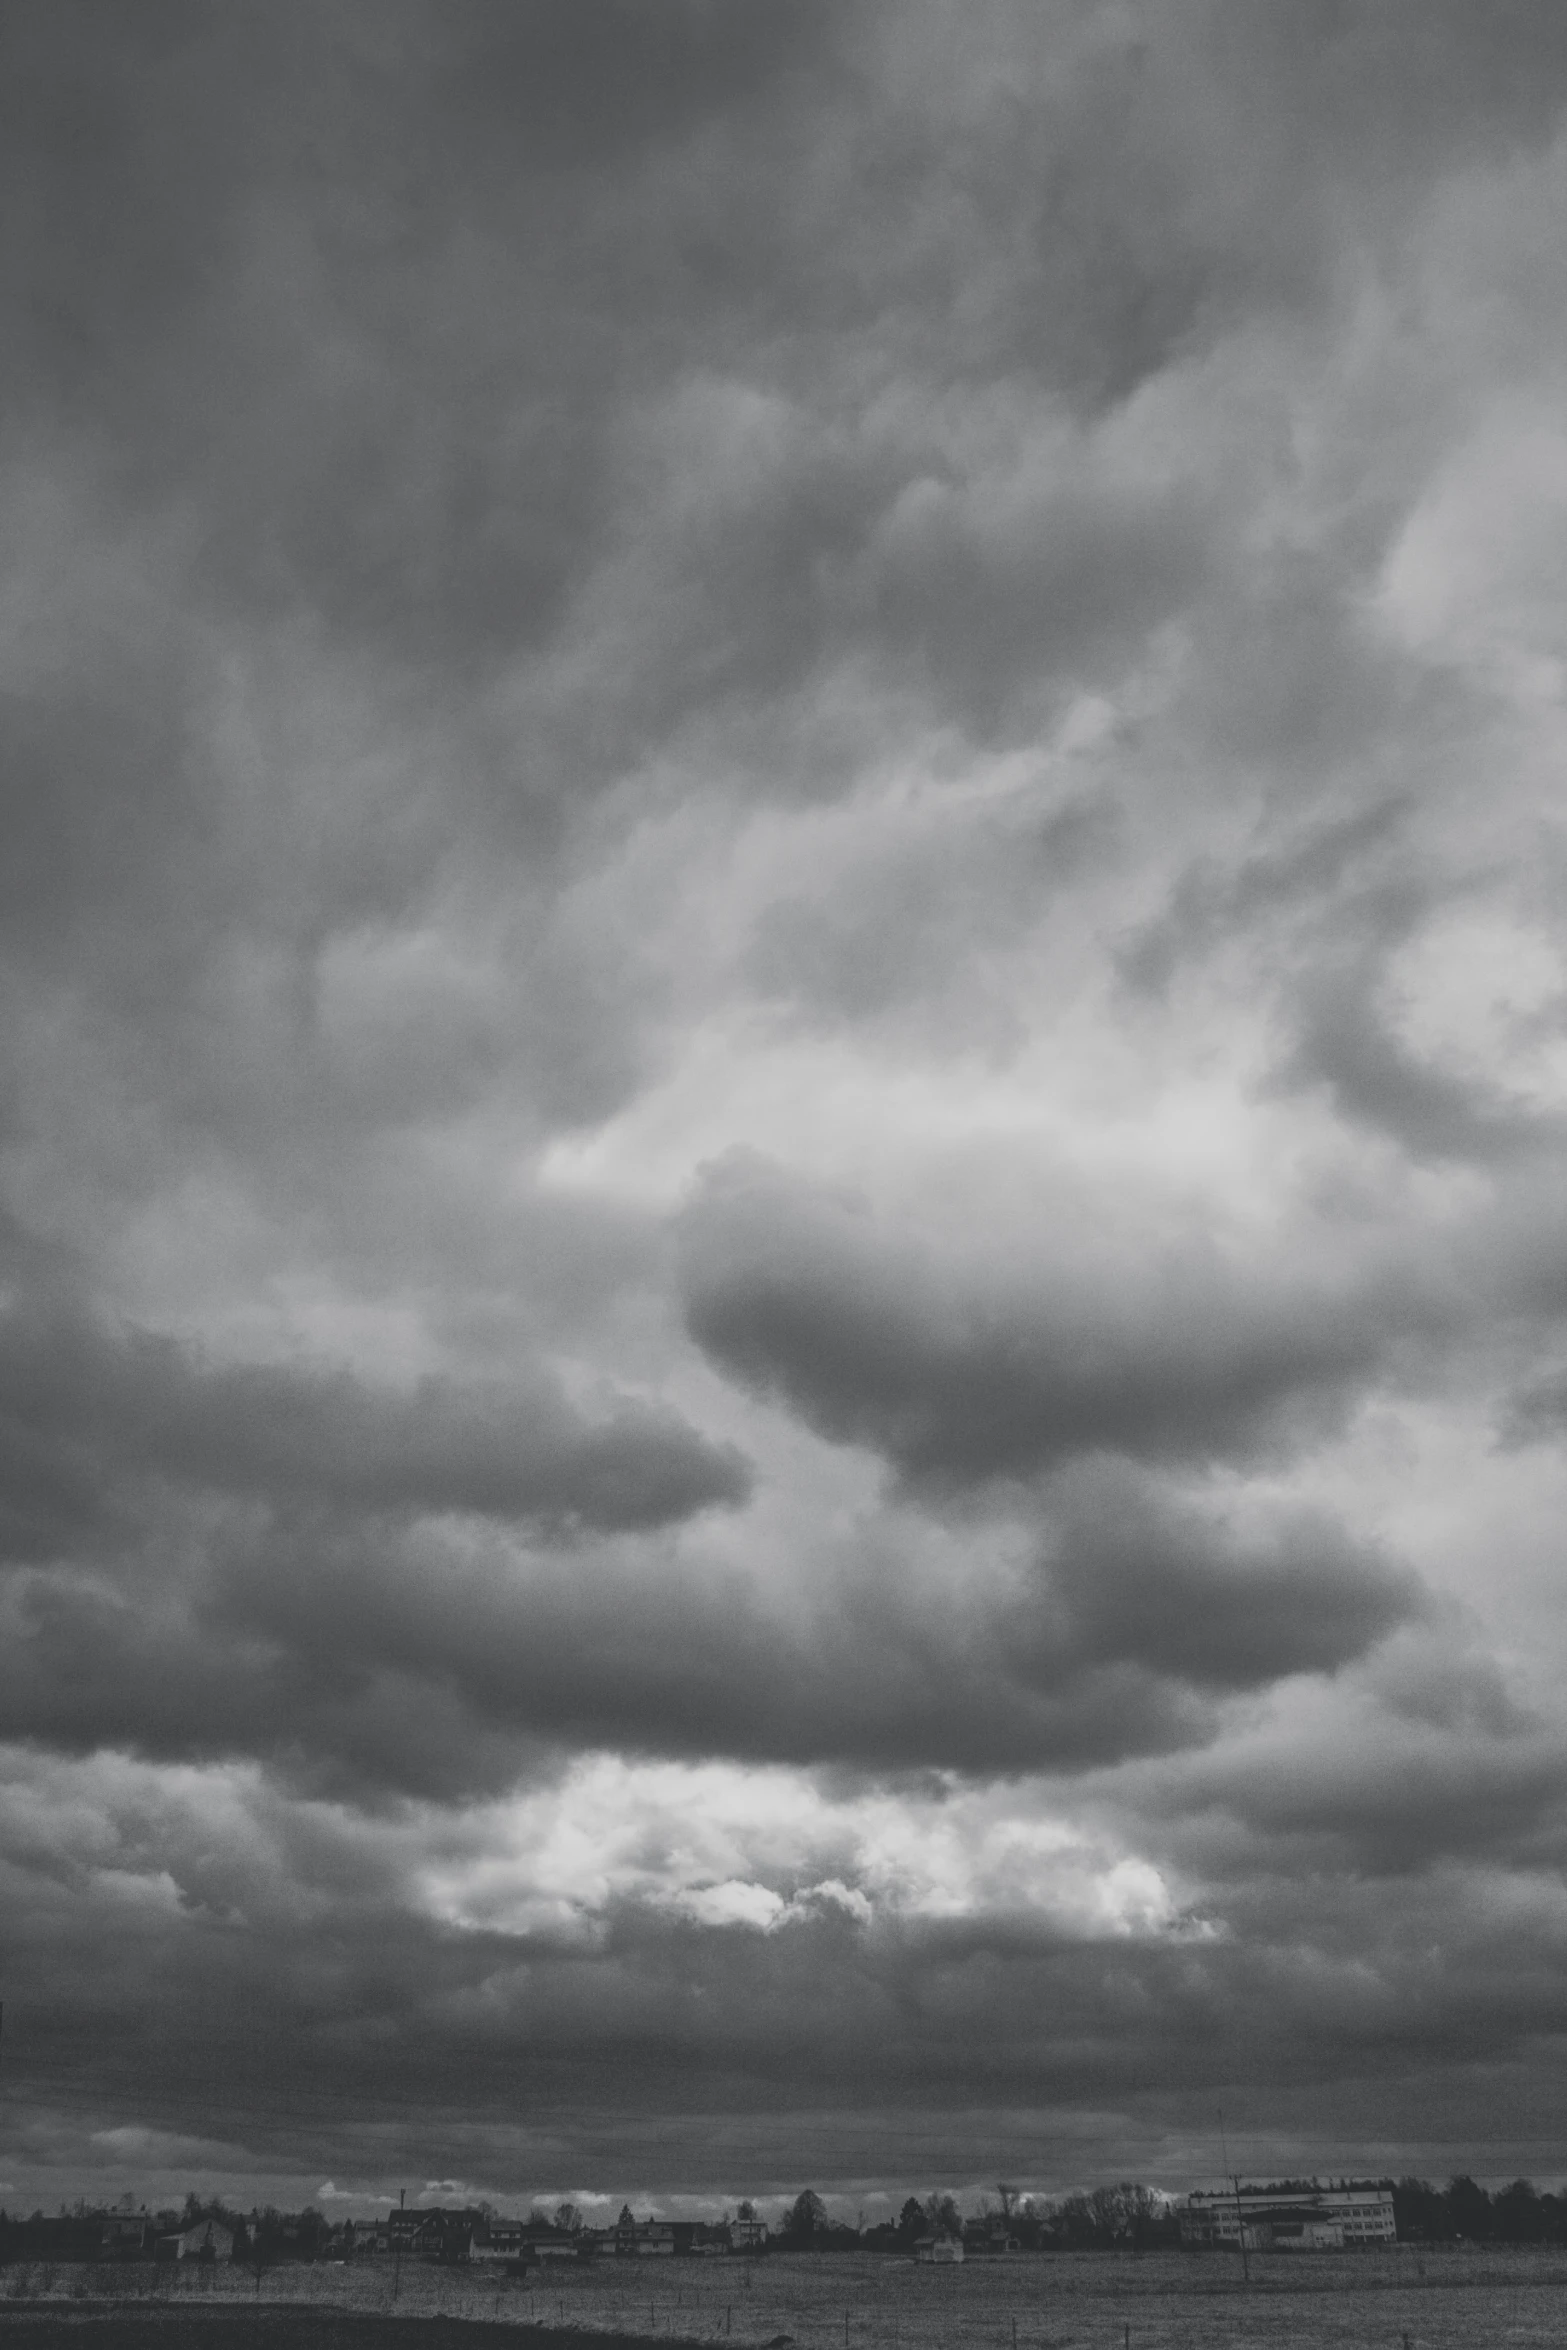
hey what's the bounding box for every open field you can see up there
[5,2248,1567,2350]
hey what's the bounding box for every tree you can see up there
[789,2190,828,2240]
[243,2220,272,2298]
[922,2195,961,2237]
[555,2204,582,2235]
[897,2198,925,2240]
[1494,2181,1543,2244]
[737,2201,756,2223]
[1053,2194,1095,2249]
[1085,2184,1165,2248]
[1392,2179,1450,2243]
[1011,2198,1044,2251]
[1446,2176,1493,2242]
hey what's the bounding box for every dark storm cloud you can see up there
[9,1739,1567,2199]
[1183,1721,1567,1882]
[0,0,836,419]
[679,1153,1443,1486]
[0,0,851,956]
[3,0,1516,942]
[1107,1653,1567,1897]
[0,0,1542,1104]
[0,1279,749,1556]
[0,1447,1421,1801]
[1036,1466,1423,1692]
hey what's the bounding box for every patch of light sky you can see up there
[413,1756,1194,1945]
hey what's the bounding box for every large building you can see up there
[1181,2186,1396,2252]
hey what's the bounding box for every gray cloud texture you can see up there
[679,1153,1445,1482]
[0,1283,750,1554]
[4,0,1567,2210]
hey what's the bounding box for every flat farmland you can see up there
[6,2248,1567,2350]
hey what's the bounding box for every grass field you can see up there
[5,2246,1566,2350]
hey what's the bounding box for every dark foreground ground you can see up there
[1,2315,706,2350]
[6,2250,1567,2349]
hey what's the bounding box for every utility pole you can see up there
[1217,2112,1249,2288]
[394,2187,405,2302]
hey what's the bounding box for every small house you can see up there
[914,2234,964,2264]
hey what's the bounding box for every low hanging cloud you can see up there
[9,1736,1567,2207]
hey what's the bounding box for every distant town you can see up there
[2,2175,1563,2270]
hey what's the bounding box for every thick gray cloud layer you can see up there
[679,1153,1445,1482]
[4,0,1567,2210]
[0,1279,750,1555]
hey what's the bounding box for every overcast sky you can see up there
[6,0,1567,2222]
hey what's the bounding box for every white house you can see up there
[914,2234,964,2264]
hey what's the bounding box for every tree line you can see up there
[13,2175,1565,2260]
[780,2182,1177,2251]
[1392,2177,1567,2244]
